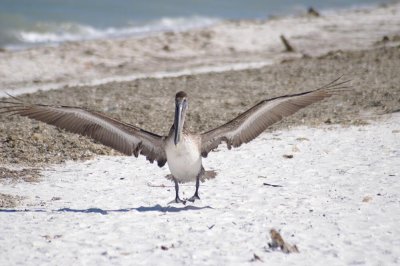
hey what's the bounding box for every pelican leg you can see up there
[168,178,186,205]
[188,176,200,203]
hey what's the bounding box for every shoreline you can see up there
[0,1,388,52]
[0,2,399,95]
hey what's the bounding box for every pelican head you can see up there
[174,91,188,145]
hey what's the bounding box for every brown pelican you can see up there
[0,77,349,204]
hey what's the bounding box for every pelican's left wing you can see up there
[0,101,167,167]
[200,77,350,157]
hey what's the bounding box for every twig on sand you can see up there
[263,183,283,187]
[250,253,263,262]
[147,182,167,188]
[280,35,295,52]
[268,229,299,254]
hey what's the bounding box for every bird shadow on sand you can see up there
[0,204,213,215]
[57,204,213,214]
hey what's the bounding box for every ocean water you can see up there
[0,0,391,50]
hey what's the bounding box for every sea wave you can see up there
[13,16,218,46]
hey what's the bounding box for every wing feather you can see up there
[200,77,350,157]
[0,102,167,167]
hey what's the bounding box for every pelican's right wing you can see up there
[200,77,350,157]
[0,101,167,167]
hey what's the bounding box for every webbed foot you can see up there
[188,193,200,203]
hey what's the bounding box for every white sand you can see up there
[1,3,400,96]
[1,114,399,265]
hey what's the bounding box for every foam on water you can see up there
[7,16,218,49]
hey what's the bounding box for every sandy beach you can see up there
[1,114,399,265]
[0,2,399,265]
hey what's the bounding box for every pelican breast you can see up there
[165,134,202,182]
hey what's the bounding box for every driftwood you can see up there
[268,229,299,254]
[250,253,263,262]
[280,35,295,52]
[308,7,320,17]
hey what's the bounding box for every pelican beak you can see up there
[174,100,184,145]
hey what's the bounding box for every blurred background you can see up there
[0,0,392,50]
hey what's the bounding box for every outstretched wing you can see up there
[0,101,167,167]
[200,77,350,157]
